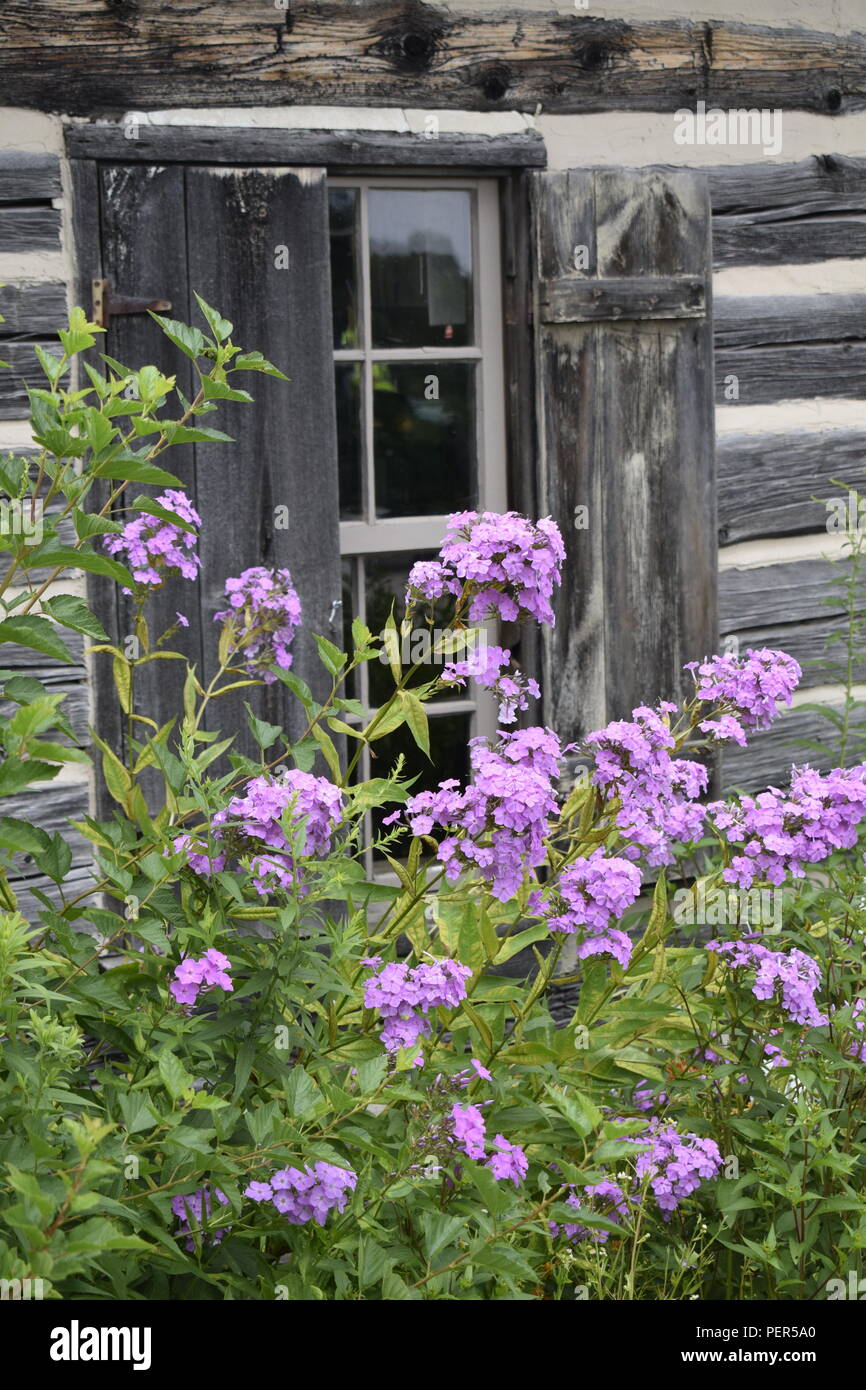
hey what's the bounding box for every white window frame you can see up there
[329,175,509,773]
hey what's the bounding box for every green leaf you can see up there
[24,547,134,587]
[149,313,208,361]
[0,615,74,663]
[284,1066,321,1120]
[193,294,233,342]
[158,1047,193,1101]
[33,831,73,884]
[42,594,110,643]
[233,352,289,380]
[244,704,282,751]
[91,458,182,486]
[129,495,197,534]
[399,691,430,758]
[313,633,347,677]
[0,815,50,856]
[0,759,58,795]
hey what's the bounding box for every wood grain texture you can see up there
[0,207,61,253]
[715,343,866,404]
[66,125,547,168]
[539,274,705,324]
[717,429,866,544]
[0,282,68,337]
[719,557,852,632]
[0,152,62,203]
[3,3,864,115]
[185,165,342,752]
[708,155,866,217]
[715,296,866,351]
[722,705,866,792]
[712,213,866,268]
[533,166,716,739]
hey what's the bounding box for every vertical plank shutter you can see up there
[531,168,716,742]
[89,163,341,784]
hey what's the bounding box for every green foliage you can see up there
[0,303,864,1302]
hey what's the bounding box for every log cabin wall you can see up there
[1,0,866,905]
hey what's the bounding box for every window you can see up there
[327,178,508,852]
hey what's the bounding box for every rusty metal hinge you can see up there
[92,279,172,330]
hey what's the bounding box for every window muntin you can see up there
[328,177,507,863]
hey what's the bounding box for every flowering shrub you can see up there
[1,303,866,1302]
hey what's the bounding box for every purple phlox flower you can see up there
[686,647,801,733]
[550,1179,629,1243]
[708,937,828,1028]
[103,489,202,593]
[586,704,707,868]
[440,643,541,724]
[245,1162,357,1227]
[538,849,642,970]
[169,950,233,1008]
[177,771,344,897]
[407,511,565,628]
[451,1102,487,1160]
[708,763,866,890]
[364,957,472,1065]
[171,1186,232,1251]
[214,565,302,683]
[630,1122,723,1217]
[486,1135,528,1186]
[398,729,561,902]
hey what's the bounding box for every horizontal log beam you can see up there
[0,153,62,203]
[717,429,866,543]
[712,212,866,267]
[715,295,866,349]
[65,124,547,167]
[539,275,705,323]
[708,155,866,216]
[0,282,68,337]
[715,343,866,404]
[719,557,852,631]
[3,3,864,115]
[0,342,65,418]
[0,207,62,253]
[721,703,866,792]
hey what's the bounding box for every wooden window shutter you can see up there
[530,168,716,743]
[83,163,341,785]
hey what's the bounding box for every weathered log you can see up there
[3,3,863,115]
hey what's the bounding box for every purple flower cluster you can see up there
[486,1134,529,1186]
[688,647,801,744]
[440,644,541,725]
[586,704,707,867]
[451,1102,487,1160]
[848,999,866,1062]
[406,510,565,627]
[536,849,642,968]
[631,1122,724,1216]
[551,1180,630,1243]
[708,938,828,1028]
[177,772,344,897]
[214,566,302,683]
[363,957,473,1063]
[708,764,866,889]
[171,1186,231,1251]
[169,949,233,1007]
[103,489,201,591]
[402,731,560,902]
[245,1162,357,1226]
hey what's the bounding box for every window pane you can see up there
[328,188,360,348]
[371,712,471,857]
[335,361,363,520]
[364,551,463,709]
[368,189,474,348]
[373,362,476,518]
